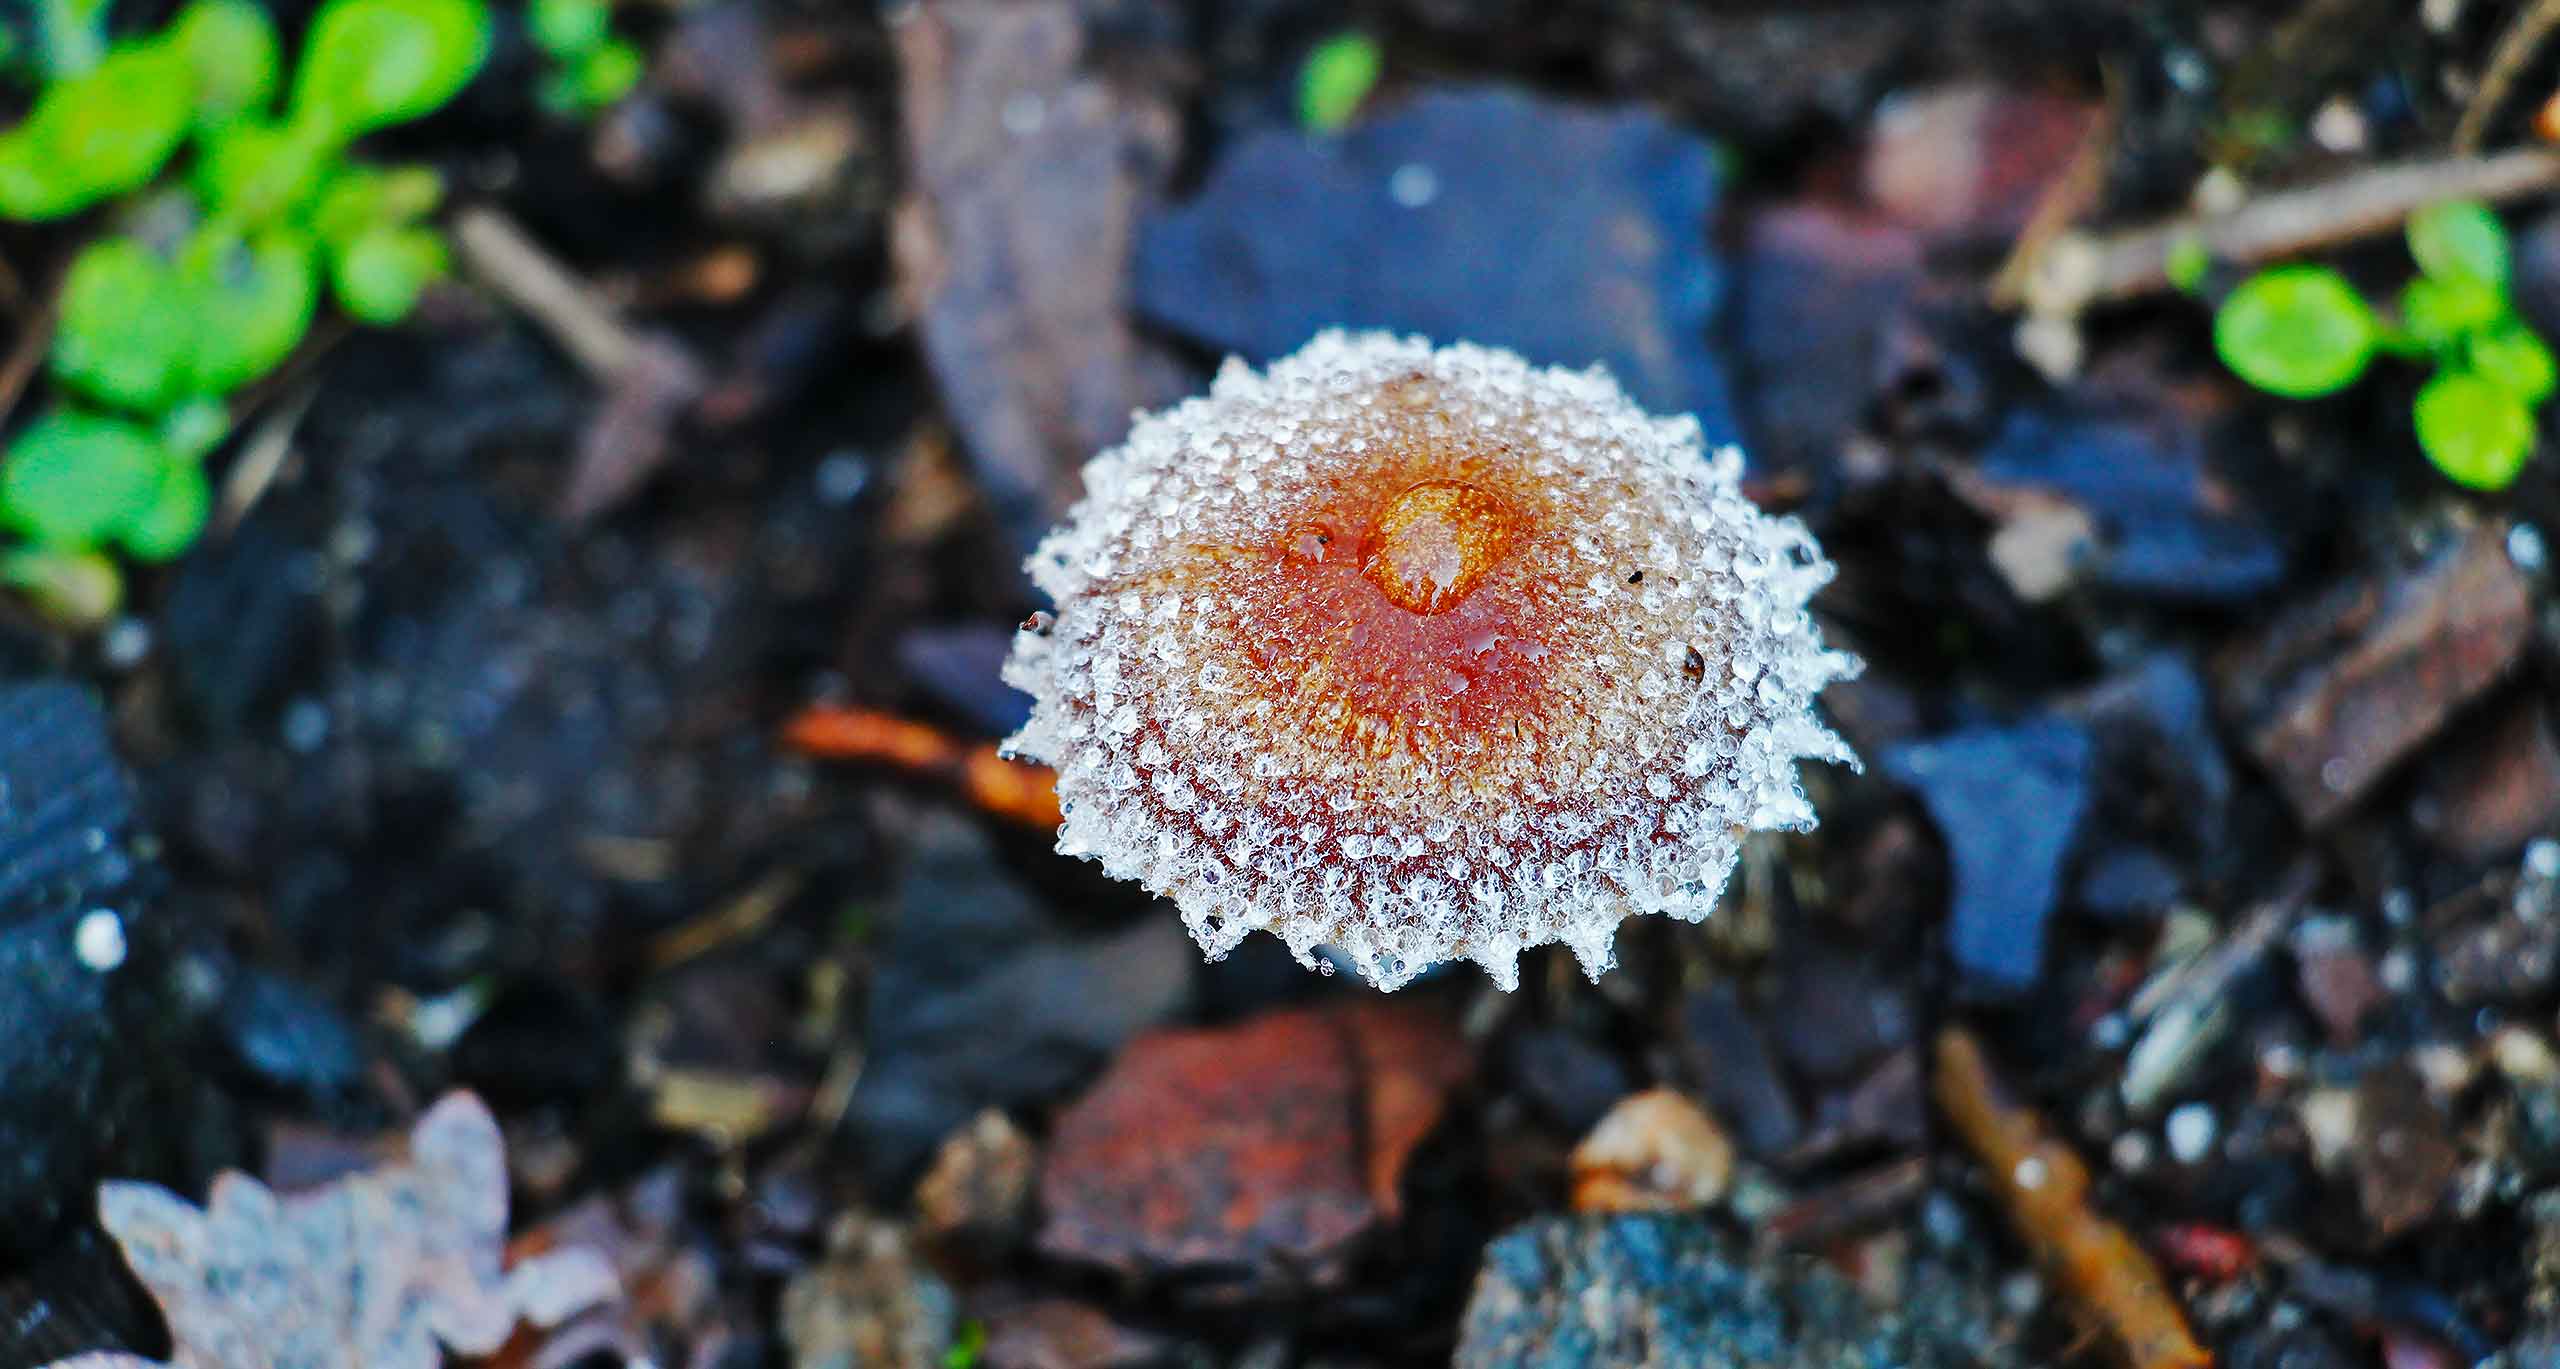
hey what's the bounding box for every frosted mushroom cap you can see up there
[1003,331,1859,991]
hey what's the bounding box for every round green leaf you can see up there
[194,116,331,224]
[52,237,193,412]
[2472,323,2558,405]
[1,546,123,627]
[2408,200,2510,288]
[120,454,211,562]
[2215,266,2378,399]
[2400,275,2504,348]
[1,410,166,546]
[567,37,643,110]
[171,0,281,125]
[529,0,612,58]
[2165,235,2210,296]
[0,41,194,219]
[330,223,447,324]
[182,226,319,394]
[292,0,493,141]
[2415,369,2536,491]
[1299,32,1382,134]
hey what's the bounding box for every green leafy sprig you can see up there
[0,0,492,623]
[2213,200,2554,492]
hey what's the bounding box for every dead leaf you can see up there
[42,1092,617,1369]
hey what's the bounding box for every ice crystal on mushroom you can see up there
[1003,331,1858,991]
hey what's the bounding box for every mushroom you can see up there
[1002,331,1858,991]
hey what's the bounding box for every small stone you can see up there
[2164,1103,2217,1165]
[2347,1063,2461,1242]
[1568,1088,1736,1213]
[1455,1214,1958,1368]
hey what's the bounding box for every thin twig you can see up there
[450,204,644,380]
[1988,64,2125,309]
[1935,1027,2211,1369]
[2018,147,2560,315]
[0,272,62,426]
[2454,0,2560,154]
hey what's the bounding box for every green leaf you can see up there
[35,0,111,79]
[171,0,281,125]
[52,237,193,412]
[120,453,211,561]
[2165,234,2210,296]
[568,37,642,109]
[2399,275,2504,348]
[1298,32,1382,133]
[194,116,332,224]
[529,0,612,57]
[2415,369,2536,491]
[292,0,492,141]
[157,397,231,462]
[2214,265,2378,399]
[311,162,443,248]
[181,225,319,393]
[0,41,195,219]
[2472,323,2558,405]
[1,410,166,546]
[1,546,123,626]
[2408,200,2510,289]
[329,222,446,324]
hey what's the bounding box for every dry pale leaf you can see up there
[41,1091,617,1369]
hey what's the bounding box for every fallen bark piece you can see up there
[2218,524,2531,828]
[1933,1027,2208,1369]
[784,703,1062,829]
[892,0,1189,558]
[41,1092,617,1369]
[1037,1001,1469,1296]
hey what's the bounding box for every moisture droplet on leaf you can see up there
[1002,332,1860,991]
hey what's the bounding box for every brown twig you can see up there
[2016,147,2560,315]
[1988,64,2126,310]
[1934,1027,2211,1369]
[2455,0,2560,154]
[0,272,62,426]
[782,703,1062,830]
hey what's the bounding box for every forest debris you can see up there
[2348,1063,2463,1242]
[1881,715,2095,996]
[1671,983,1803,1155]
[2216,525,2531,828]
[982,1300,1165,1369]
[1568,1088,1736,1214]
[1760,1155,1930,1249]
[2120,880,2304,1115]
[1933,1027,2209,1369]
[2419,696,2560,862]
[450,206,707,521]
[785,703,1062,829]
[914,1108,1036,1256]
[1864,83,2105,242]
[2011,148,2560,315]
[778,1215,957,1369]
[40,1093,616,1369]
[891,0,1189,558]
[1135,87,1736,428]
[2454,0,2560,152]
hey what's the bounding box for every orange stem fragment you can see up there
[783,704,1063,830]
[1933,1027,2212,1369]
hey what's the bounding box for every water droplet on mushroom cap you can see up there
[1362,480,1515,615]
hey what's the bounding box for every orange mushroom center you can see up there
[1360,479,1517,615]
